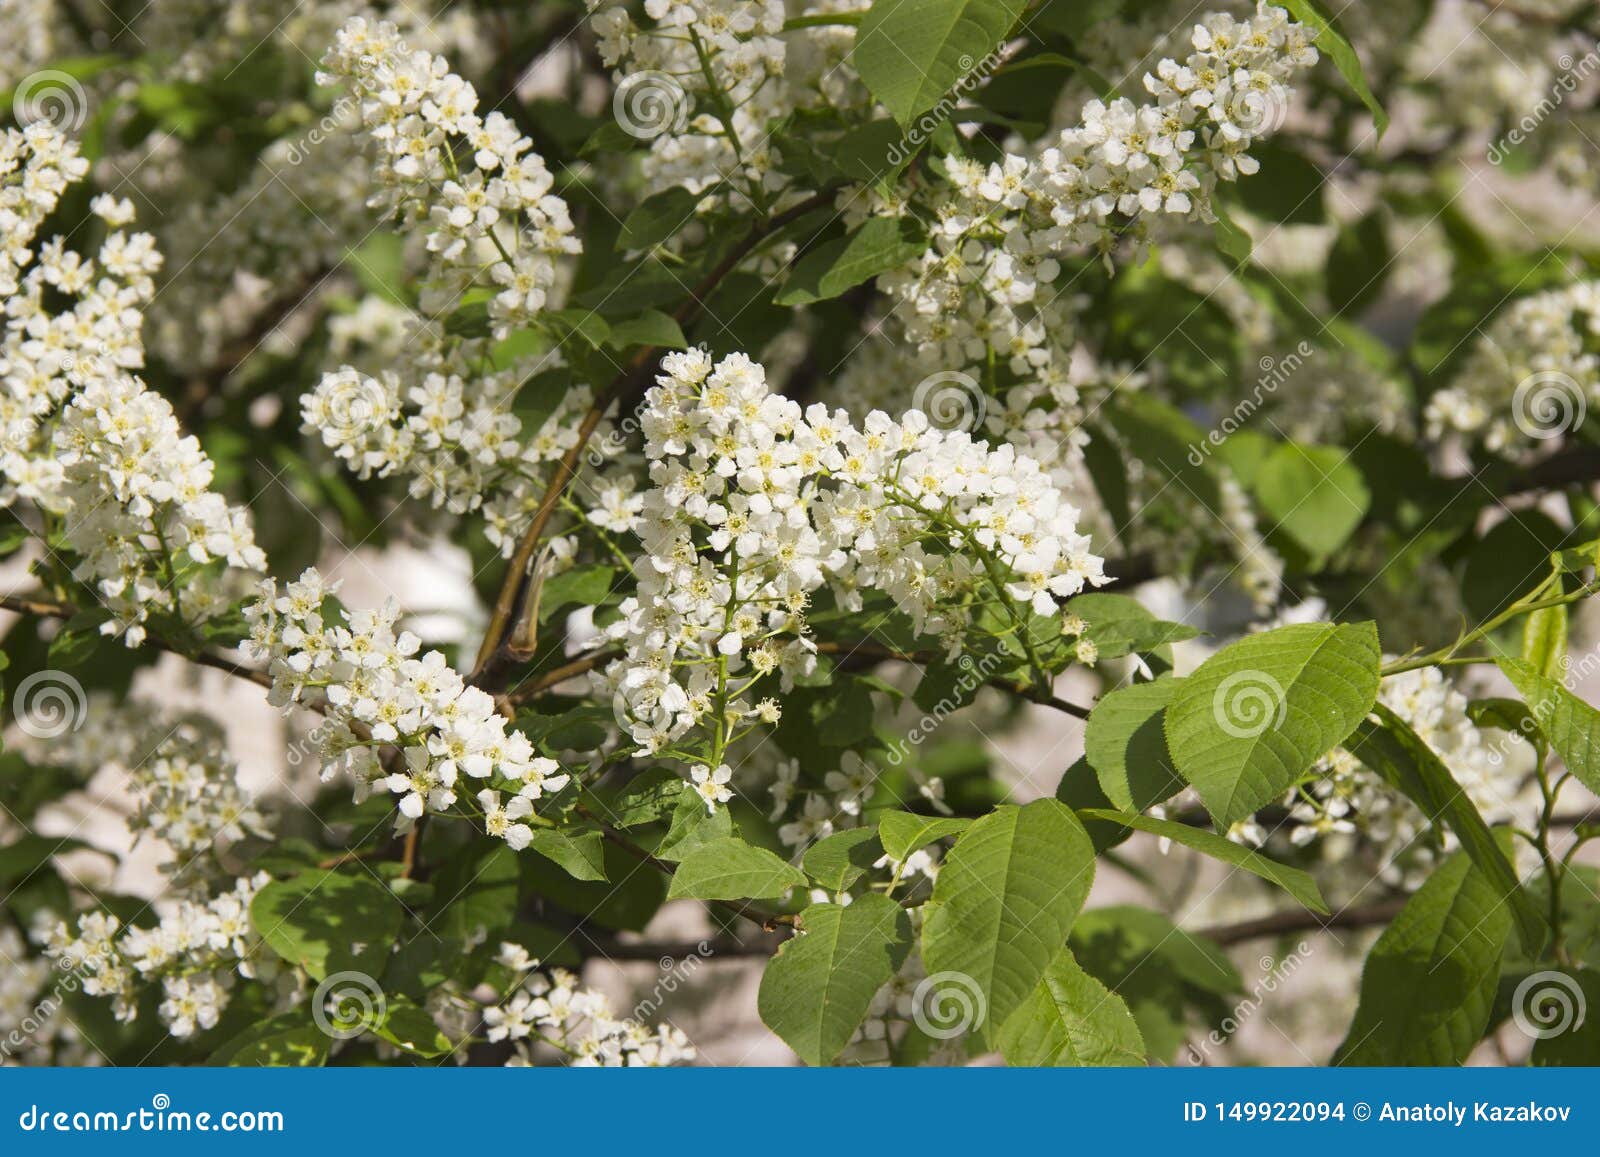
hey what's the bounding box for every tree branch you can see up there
[1199,897,1408,947]
[469,189,841,691]
[0,593,272,690]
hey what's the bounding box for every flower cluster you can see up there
[596,347,1106,770]
[40,874,279,1036]
[1426,280,1600,453]
[42,700,264,875]
[319,17,580,338]
[302,322,602,557]
[486,941,696,1066]
[873,2,1317,393]
[243,568,569,837]
[590,0,791,205]
[0,124,267,645]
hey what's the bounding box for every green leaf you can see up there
[536,564,617,623]
[1521,602,1569,682]
[1211,198,1253,267]
[832,118,921,183]
[1066,592,1200,660]
[877,811,972,862]
[1078,809,1327,913]
[853,0,1025,126]
[1069,905,1241,1062]
[617,187,700,250]
[758,894,912,1066]
[1165,621,1381,826]
[525,829,609,882]
[47,612,107,669]
[1497,657,1600,796]
[1253,442,1370,561]
[1326,211,1389,316]
[1348,704,1545,952]
[667,836,808,900]
[1103,392,1223,511]
[602,768,686,827]
[542,308,611,350]
[1410,251,1568,383]
[920,798,1096,1033]
[1280,0,1388,137]
[1529,969,1600,1065]
[997,947,1146,1066]
[1233,143,1325,225]
[250,870,405,981]
[775,217,925,305]
[1082,676,1184,812]
[374,998,454,1058]
[606,309,689,351]
[1462,512,1565,624]
[1335,849,1512,1064]
[803,827,883,893]
[655,790,734,862]
[209,1013,329,1066]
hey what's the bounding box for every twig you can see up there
[0,593,271,689]
[469,190,840,691]
[1200,898,1408,947]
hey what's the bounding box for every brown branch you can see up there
[1200,897,1408,947]
[580,933,772,961]
[469,189,840,692]
[0,592,272,690]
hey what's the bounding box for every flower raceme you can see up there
[594,348,1108,768]
[243,568,568,838]
[318,16,580,338]
[0,122,266,646]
